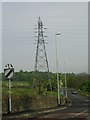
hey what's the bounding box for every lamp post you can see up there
[64,61,67,98]
[55,32,61,105]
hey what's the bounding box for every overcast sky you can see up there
[2,2,88,73]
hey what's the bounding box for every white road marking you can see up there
[72,109,88,118]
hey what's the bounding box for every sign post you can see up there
[4,64,14,113]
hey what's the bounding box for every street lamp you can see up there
[64,61,67,98]
[55,32,61,106]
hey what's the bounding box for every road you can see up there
[32,91,90,120]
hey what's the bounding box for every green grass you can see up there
[2,87,58,97]
[2,81,31,87]
[2,87,39,97]
[78,89,90,97]
[2,81,65,98]
[2,81,36,96]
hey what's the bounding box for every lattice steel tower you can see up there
[34,17,52,91]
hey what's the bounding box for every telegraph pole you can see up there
[34,17,52,91]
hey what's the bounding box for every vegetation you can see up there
[2,71,90,99]
[78,79,90,96]
[1,71,90,113]
[2,70,89,92]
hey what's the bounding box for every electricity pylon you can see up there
[33,17,52,91]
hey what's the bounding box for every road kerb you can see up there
[30,101,72,118]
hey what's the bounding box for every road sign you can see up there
[4,64,14,113]
[4,64,14,79]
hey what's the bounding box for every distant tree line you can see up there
[1,70,89,92]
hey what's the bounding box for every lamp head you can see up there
[55,32,61,36]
